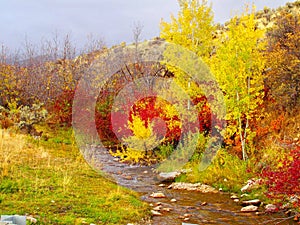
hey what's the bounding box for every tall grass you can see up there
[183,149,255,193]
[0,128,149,224]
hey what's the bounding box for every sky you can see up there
[0,0,293,52]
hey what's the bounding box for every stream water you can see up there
[87,146,296,225]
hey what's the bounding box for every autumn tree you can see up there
[159,0,217,127]
[265,12,300,112]
[210,9,266,160]
[160,0,215,61]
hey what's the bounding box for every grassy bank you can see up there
[0,127,149,225]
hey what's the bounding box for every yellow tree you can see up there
[160,0,216,122]
[160,0,215,61]
[0,63,19,105]
[210,9,266,160]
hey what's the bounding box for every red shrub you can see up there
[261,146,300,208]
[49,90,75,126]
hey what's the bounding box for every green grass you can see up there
[182,149,255,193]
[0,127,150,225]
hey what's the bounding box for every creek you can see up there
[87,146,295,225]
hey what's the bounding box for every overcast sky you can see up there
[0,0,292,52]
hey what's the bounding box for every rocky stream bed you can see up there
[86,145,297,225]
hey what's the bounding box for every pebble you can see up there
[27,216,37,223]
[230,195,239,199]
[151,210,162,216]
[182,222,200,225]
[241,194,249,198]
[162,207,172,212]
[241,205,258,212]
[158,184,166,187]
[150,192,166,198]
[153,206,162,211]
[123,175,133,180]
[170,198,177,202]
[200,202,207,206]
[265,204,277,213]
[181,223,200,225]
[234,199,240,203]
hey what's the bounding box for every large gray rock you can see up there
[0,215,26,225]
[168,182,217,193]
[158,171,181,181]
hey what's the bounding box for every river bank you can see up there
[87,145,299,225]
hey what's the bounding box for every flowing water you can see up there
[87,146,296,225]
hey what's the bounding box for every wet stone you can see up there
[241,205,258,212]
[242,199,261,206]
[151,210,162,216]
[150,192,166,198]
[265,204,277,213]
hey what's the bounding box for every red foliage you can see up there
[129,96,182,143]
[192,96,212,134]
[48,87,218,148]
[261,146,300,208]
[95,111,119,143]
[270,114,285,132]
[50,90,75,126]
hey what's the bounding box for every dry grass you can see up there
[0,128,150,225]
